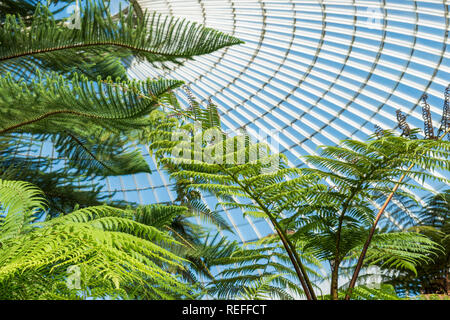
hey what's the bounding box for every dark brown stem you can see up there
[330,204,350,299]
[330,260,340,300]
[445,259,449,295]
[220,165,316,300]
[0,110,102,135]
[64,131,118,174]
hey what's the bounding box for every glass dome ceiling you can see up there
[64,0,450,244]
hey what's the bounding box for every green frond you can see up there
[350,232,441,275]
[0,71,183,134]
[0,179,46,242]
[0,1,243,69]
[337,284,401,300]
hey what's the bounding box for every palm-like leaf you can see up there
[0,71,185,176]
[145,103,449,300]
[0,1,243,74]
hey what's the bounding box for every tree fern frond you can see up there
[0,1,243,67]
[0,179,193,299]
[0,179,46,242]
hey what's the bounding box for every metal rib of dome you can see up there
[105,0,449,243]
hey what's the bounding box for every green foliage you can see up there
[414,294,450,300]
[336,284,401,300]
[348,232,439,274]
[0,72,186,177]
[0,178,194,300]
[2,0,447,301]
[239,274,287,300]
[181,86,222,129]
[0,133,126,215]
[0,72,183,134]
[0,1,243,77]
[0,0,242,215]
[295,131,448,298]
[144,100,448,299]
[0,179,46,242]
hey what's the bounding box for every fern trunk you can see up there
[330,261,340,300]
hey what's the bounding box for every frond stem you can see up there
[164,225,215,280]
[330,153,394,299]
[0,42,183,63]
[219,164,317,300]
[0,110,104,135]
